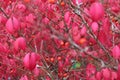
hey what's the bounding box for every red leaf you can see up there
[89,2,104,21]
[23,52,37,70]
[6,17,20,34]
[14,37,26,51]
[111,45,120,59]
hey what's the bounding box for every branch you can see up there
[0,8,9,18]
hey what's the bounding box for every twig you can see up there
[0,8,9,18]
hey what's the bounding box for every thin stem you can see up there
[0,8,9,18]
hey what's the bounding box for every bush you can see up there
[0,0,120,80]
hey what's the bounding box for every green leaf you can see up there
[72,62,81,69]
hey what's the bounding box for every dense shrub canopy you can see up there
[0,0,120,80]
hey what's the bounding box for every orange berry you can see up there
[65,42,69,46]
[50,57,54,62]
[63,73,67,77]
[79,38,86,44]
[31,35,35,38]
[57,56,62,61]
[89,42,93,45]
[24,0,30,3]
[60,1,65,6]
[48,0,55,4]
[45,57,49,61]
[60,41,69,46]
[10,69,15,73]
[9,1,12,4]
[60,41,64,46]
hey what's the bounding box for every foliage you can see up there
[0,0,120,80]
